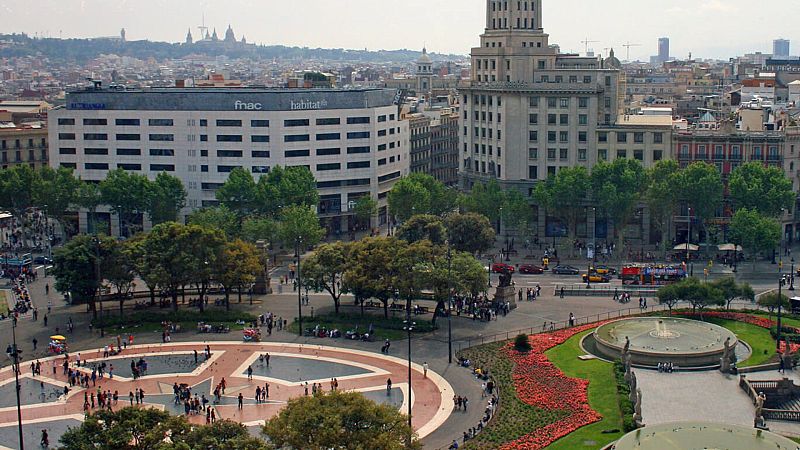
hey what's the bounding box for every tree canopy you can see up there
[729,162,794,217]
[262,391,420,450]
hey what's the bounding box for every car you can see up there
[592,265,617,276]
[582,273,611,283]
[552,265,580,275]
[491,263,515,274]
[33,256,53,265]
[519,264,545,274]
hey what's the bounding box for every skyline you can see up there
[2,0,799,61]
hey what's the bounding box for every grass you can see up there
[544,330,625,450]
[701,318,776,367]
[288,313,436,341]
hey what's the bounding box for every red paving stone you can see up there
[0,342,452,438]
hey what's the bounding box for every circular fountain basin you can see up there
[611,422,799,450]
[591,317,738,368]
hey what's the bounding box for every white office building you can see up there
[50,87,409,236]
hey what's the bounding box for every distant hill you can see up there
[0,33,465,63]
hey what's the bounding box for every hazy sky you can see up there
[3,0,798,61]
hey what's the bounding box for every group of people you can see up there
[254,383,270,403]
[130,357,149,379]
[83,388,118,412]
[9,272,34,317]
[521,285,542,302]
[258,312,285,336]
[657,362,676,373]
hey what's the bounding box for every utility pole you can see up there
[11,319,23,450]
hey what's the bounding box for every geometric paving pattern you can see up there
[0,342,454,449]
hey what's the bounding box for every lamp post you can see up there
[446,242,453,364]
[296,237,303,337]
[791,257,796,291]
[403,314,415,433]
[686,207,692,264]
[11,319,23,450]
[778,260,784,347]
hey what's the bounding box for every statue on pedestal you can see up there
[629,371,638,404]
[783,343,793,372]
[633,388,644,427]
[498,268,513,288]
[720,337,732,373]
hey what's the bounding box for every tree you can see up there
[353,195,378,226]
[32,166,81,234]
[99,168,152,237]
[645,160,681,257]
[387,173,457,222]
[729,162,794,217]
[392,240,438,305]
[427,249,487,323]
[396,214,447,245]
[216,167,258,222]
[241,217,278,244]
[187,206,240,239]
[461,179,505,227]
[59,406,190,450]
[262,391,420,450]
[75,182,103,234]
[186,225,227,312]
[106,239,136,317]
[0,164,38,217]
[656,282,681,315]
[502,189,535,237]
[256,165,319,215]
[388,176,432,222]
[127,234,160,306]
[147,172,187,225]
[444,212,496,255]
[162,420,270,450]
[52,234,116,318]
[302,242,350,314]
[676,162,723,253]
[711,277,754,310]
[277,205,325,249]
[758,292,791,321]
[591,159,646,253]
[214,239,260,308]
[729,208,781,270]
[140,223,210,312]
[343,237,403,318]
[533,166,591,253]
[663,277,724,317]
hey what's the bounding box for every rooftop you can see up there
[616,114,674,127]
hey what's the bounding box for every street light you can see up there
[778,262,784,348]
[791,258,796,291]
[11,318,23,450]
[446,242,453,364]
[686,207,692,264]
[296,237,303,337]
[403,317,415,432]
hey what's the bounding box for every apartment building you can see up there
[49,87,409,236]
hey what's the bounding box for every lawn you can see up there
[544,330,624,450]
[0,290,10,314]
[702,318,775,367]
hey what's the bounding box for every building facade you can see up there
[0,123,49,169]
[49,87,409,236]
[406,107,460,187]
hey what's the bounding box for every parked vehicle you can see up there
[582,273,611,283]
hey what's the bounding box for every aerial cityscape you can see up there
[2,0,800,449]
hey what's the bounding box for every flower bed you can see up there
[675,311,800,353]
[497,323,605,450]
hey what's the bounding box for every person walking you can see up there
[423,362,428,379]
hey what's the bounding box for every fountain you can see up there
[611,422,799,450]
[584,317,743,368]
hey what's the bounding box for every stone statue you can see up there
[498,268,513,288]
[629,371,638,404]
[755,392,766,422]
[632,388,644,427]
[782,343,793,372]
[623,336,631,356]
[624,358,632,383]
[720,337,732,373]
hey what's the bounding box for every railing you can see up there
[764,409,800,421]
[552,283,659,297]
[740,375,759,404]
[750,381,780,390]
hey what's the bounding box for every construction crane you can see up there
[622,42,642,61]
[581,38,599,56]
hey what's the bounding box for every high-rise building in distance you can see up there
[774,38,791,58]
[658,37,670,63]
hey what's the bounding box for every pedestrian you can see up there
[247,365,253,380]
[568,313,575,327]
[194,350,198,364]
[238,393,243,410]
[423,362,428,379]
[560,286,565,299]
[43,315,47,327]
[32,337,37,351]
[386,378,392,395]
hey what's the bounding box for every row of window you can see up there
[0,138,47,151]
[58,115,396,128]
[599,132,664,144]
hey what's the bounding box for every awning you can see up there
[674,243,699,251]
[718,244,743,252]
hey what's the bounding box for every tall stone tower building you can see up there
[460,0,624,193]
[416,48,433,97]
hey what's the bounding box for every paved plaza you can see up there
[0,342,453,448]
